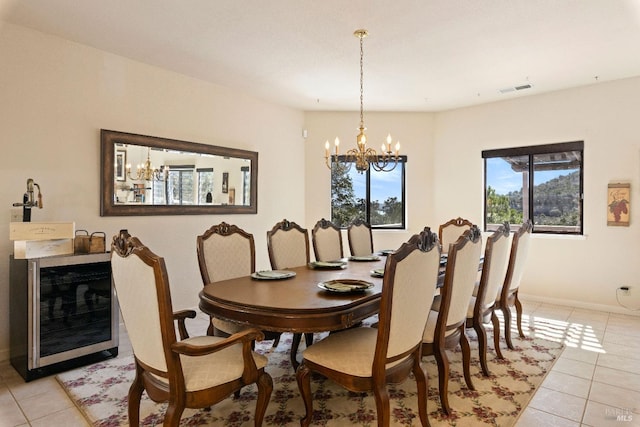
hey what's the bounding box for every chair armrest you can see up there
[171,328,264,357]
[173,309,197,340]
[172,328,265,384]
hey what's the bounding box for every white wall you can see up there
[0,23,306,361]
[433,79,640,312]
[305,80,640,314]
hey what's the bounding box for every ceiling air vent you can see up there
[499,83,532,94]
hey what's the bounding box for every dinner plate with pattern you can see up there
[348,255,381,262]
[317,279,374,293]
[251,270,296,280]
[370,268,385,278]
[308,261,348,269]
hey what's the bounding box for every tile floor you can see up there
[0,300,639,426]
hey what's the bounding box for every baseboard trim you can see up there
[520,293,640,317]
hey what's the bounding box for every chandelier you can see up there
[126,147,168,181]
[324,29,400,173]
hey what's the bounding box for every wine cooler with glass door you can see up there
[10,252,118,381]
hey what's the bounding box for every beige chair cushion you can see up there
[445,239,482,327]
[112,252,166,372]
[270,229,308,269]
[440,225,471,252]
[507,230,531,292]
[313,226,342,261]
[202,233,252,282]
[479,233,511,309]
[302,328,404,377]
[387,247,440,357]
[349,224,373,256]
[151,335,268,392]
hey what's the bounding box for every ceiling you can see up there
[2,0,640,112]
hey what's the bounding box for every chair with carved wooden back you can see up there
[422,225,482,415]
[266,219,313,368]
[197,222,281,347]
[111,230,273,427]
[438,217,473,252]
[347,218,374,257]
[496,220,533,350]
[296,228,441,427]
[312,218,344,262]
[465,224,511,376]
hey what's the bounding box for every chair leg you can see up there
[473,320,491,377]
[164,399,185,427]
[254,371,273,427]
[412,356,431,427]
[433,343,451,415]
[206,316,215,336]
[491,310,504,360]
[459,330,475,390]
[127,367,145,427]
[502,305,515,350]
[291,333,302,370]
[514,294,525,338]
[304,333,314,348]
[272,333,281,348]
[373,382,390,427]
[295,362,313,427]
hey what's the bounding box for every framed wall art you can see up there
[115,150,127,181]
[607,183,630,226]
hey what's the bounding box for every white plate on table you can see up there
[317,279,374,293]
[309,261,348,269]
[251,270,296,280]
[348,255,381,262]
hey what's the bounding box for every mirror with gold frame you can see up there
[100,129,258,216]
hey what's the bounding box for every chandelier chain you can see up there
[359,32,364,129]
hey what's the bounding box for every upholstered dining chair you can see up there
[311,218,344,262]
[465,224,511,376]
[197,222,281,346]
[267,218,310,270]
[496,220,533,350]
[296,228,441,427]
[438,217,473,252]
[111,230,273,427]
[266,219,313,365]
[423,225,483,415]
[347,218,374,256]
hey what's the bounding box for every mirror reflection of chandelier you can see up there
[126,147,168,181]
[324,29,400,174]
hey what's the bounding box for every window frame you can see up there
[330,155,407,230]
[482,141,584,235]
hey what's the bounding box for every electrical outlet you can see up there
[10,208,22,222]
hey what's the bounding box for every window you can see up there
[197,168,214,204]
[330,156,406,229]
[482,141,584,234]
[167,166,195,205]
[241,166,250,205]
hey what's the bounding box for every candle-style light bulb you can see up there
[334,137,340,156]
[395,141,400,155]
[325,140,330,157]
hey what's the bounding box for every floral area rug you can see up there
[57,319,563,426]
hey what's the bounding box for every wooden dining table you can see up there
[199,257,387,367]
[199,253,477,367]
